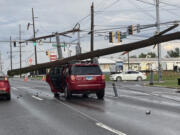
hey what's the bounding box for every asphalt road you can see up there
[0,78,180,135]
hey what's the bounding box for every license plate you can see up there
[86,76,92,80]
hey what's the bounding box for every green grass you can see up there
[146,71,180,89]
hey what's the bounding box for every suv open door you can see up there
[46,67,63,95]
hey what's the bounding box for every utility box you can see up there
[178,78,180,85]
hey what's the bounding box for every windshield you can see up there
[71,65,102,75]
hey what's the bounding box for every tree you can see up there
[130,55,137,58]
[147,52,156,58]
[167,48,180,58]
[139,53,147,58]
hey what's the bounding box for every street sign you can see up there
[52,44,66,47]
[33,42,36,46]
[29,58,33,65]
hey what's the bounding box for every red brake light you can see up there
[71,75,75,81]
[101,75,105,80]
[5,77,8,81]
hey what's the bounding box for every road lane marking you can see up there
[11,87,18,91]
[96,122,126,135]
[32,95,43,101]
[55,99,127,135]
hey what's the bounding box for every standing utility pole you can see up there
[10,36,12,70]
[76,23,81,55]
[90,2,94,52]
[156,0,162,82]
[32,8,37,66]
[19,24,22,78]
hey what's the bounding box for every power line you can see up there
[159,1,180,8]
[128,0,155,19]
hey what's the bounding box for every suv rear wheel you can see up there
[96,89,104,100]
[64,86,71,99]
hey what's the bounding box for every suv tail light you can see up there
[101,75,105,80]
[5,77,8,81]
[71,75,75,81]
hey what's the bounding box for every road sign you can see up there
[52,44,66,47]
[33,42,36,46]
[29,58,33,65]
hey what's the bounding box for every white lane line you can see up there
[55,99,127,135]
[96,122,126,135]
[11,87,18,91]
[32,95,43,101]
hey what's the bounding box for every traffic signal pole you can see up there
[156,0,162,82]
[19,24,22,78]
[10,36,12,71]
[32,8,37,66]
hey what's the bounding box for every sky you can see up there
[0,0,180,73]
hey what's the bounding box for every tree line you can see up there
[130,48,179,58]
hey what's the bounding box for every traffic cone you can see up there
[42,76,45,81]
[24,76,28,82]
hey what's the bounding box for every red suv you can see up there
[46,61,105,99]
[0,72,11,100]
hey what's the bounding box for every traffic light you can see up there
[13,42,16,47]
[46,51,50,56]
[117,31,121,43]
[109,32,113,43]
[128,25,134,35]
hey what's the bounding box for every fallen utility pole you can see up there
[8,31,180,76]
[32,8,37,66]
[21,29,79,43]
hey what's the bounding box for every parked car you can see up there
[110,71,147,81]
[46,61,105,99]
[0,72,11,100]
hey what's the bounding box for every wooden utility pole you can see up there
[90,2,94,52]
[32,8,37,66]
[10,36,12,70]
[19,24,22,78]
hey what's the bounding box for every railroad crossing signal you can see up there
[109,32,113,43]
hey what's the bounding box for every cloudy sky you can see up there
[0,0,180,72]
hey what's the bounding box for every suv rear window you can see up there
[71,65,102,75]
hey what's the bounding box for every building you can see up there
[123,57,180,71]
[98,57,180,73]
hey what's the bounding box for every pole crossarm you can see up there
[8,31,180,76]
[20,29,80,43]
